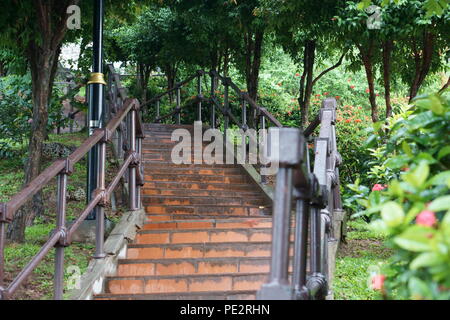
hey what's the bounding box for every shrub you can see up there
[352,90,450,299]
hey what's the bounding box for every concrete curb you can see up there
[67,208,145,300]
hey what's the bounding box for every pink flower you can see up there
[324,92,329,96]
[350,85,355,89]
[366,88,370,93]
[371,274,385,291]
[28,119,33,124]
[416,210,437,227]
[372,184,386,191]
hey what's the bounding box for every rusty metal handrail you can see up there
[0,65,144,300]
[257,98,342,300]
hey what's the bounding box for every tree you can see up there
[259,0,346,126]
[0,0,80,242]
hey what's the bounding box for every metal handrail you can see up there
[0,66,144,300]
[257,98,342,300]
[142,69,282,131]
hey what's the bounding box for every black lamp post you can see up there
[87,0,106,220]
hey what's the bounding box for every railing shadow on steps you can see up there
[140,69,343,300]
[0,66,144,300]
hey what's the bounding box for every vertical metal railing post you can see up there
[94,137,107,259]
[223,79,230,145]
[128,108,137,211]
[292,196,310,299]
[242,98,247,130]
[156,99,160,121]
[258,128,304,300]
[136,134,142,209]
[197,74,202,122]
[210,72,216,129]
[260,114,267,184]
[0,219,6,292]
[176,86,181,125]
[54,171,68,299]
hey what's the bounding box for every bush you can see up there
[351,90,450,299]
[0,74,69,158]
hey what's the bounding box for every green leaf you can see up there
[381,201,404,227]
[368,219,388,235]
[408,277,433,299]
[427,171,450,186]
[437,146,450,160]
[410,252,442,270]
[403,162,429,188]
[394,226,434,252]
[402,141,413,157]
[428,196,450,212]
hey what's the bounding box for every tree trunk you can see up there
[358,41,379,122]
[7,0,76,242]
[382,40,393,118]
[244,30,264,128]
[298,40,316,127]
[409,31,435,101]
[164,63,177,104]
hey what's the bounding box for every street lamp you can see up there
[87,0,105,220]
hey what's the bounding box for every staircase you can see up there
[95,123,276,300]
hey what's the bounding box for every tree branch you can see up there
[312,49,347,87]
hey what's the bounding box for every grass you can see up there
[333,219,391,300]
[1,131,125,300]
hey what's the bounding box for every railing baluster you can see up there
[260,114,267,184]
[224,80,230,145]
[156,99,160,120]
[197,74,202,122]
[242,98,247,130]
[176,86,181,125]
[0,220,5,291]
[94,137,107,259]
[128,106,137,210]
[54,171,68,299]
[292,197,310,299]
[258,128,303,300]
[210,72,216,129]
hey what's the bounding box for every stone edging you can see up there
[67,208,145,300]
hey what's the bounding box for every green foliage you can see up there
[0,74,70,159]
[352,90,450,299]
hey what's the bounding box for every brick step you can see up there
[145,213,273,222]
[144,205,268,216]
[95,290,257,300]
[126,241,293,259]
[143,218,272,230]
[143,181,264,191]
[105,273,269,295]
[135,228,275,245]
[141,161,240,168]
[141,188,266,198]
[144,167,245,176]
[116,256,289,276]
[144,174,252,184]
[142,196,266,207]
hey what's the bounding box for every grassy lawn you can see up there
[1,131,125,299]
[333,219,391,300]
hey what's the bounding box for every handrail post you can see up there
[94,135,107,259]
[223,79,230,145]
[210,71,216,129]
[241,98,247,130]
[0,219,6,293]
[197,73,202,122]
[128,106,137,211]
[156,99,160,121]
[260,114,267,184]
[176,86,181,125]
[54,170,68,299]
[258,128,304,300]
